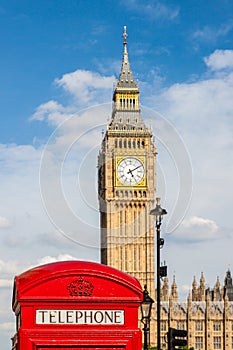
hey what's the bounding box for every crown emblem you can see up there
[67,276,94,297]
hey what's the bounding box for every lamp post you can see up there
[150,197,167,350]
[140,285,154,350]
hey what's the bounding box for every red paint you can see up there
[12,261,143,350]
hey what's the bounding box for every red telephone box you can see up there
[11,260,143,350]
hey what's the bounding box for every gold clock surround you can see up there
[115,156,146,187]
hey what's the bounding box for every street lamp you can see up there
[140,285,154,350]
[150,197,167,350]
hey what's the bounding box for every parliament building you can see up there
[98,27,232,349]
[159,270,233,349]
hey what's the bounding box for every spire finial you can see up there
[122,26,128,62]
[123,25,128,43]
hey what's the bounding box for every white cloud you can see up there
[0,279,12,288]
[204,49,233,71]
[0,259,21,275]
[0,143,41,163]
[30,70,114,126]
[0,216,11,228]
[55,69,114,105]
[192,22,233,42]
[180,284,191,294]
[30,100,69,125]
[173,216,223,242]
[122,0,179,21]
[0,322,15,331]
[36,254,77,266]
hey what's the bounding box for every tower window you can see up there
[177,321,185,330]
[195,337,203,349]
[128,140,131,148]
[195,321,203,331]
[213,322,221,331]
[161,321,166,331]
[213,336,221,349]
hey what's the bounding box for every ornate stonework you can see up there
[157,270,233,349]
[98,27,156,297]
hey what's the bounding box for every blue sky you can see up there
[2,0,233,143]
[1,0,233,347]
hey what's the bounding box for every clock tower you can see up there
[98,27,156,297]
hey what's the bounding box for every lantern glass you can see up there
[140,285,154,322]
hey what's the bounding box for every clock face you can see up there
[117,157,145,185]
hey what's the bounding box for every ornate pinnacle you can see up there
[123,25,128,43]
[122,26,128,61]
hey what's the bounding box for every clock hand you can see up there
[127,168,134,177]
[128,164,143,173]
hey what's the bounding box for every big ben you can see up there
[98,27,156,298]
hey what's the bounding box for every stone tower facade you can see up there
[158,270,233,350]
[98,27,156,298]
